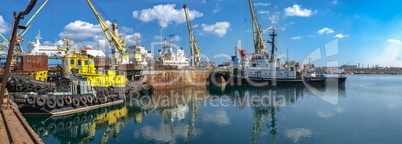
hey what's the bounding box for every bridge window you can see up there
[84,60,88,65]
[252,63,257,67]
[77,60,81,65]
[70,60,74,65]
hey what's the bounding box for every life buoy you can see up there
[87,95,93,104]
[36,96,46,107]
[72,98,80,107]
[9,77,17,86]
[56,97,64,107]
[27,95,35,105]
[64,96,72,105]
[46,97,57,109]
[80,96,87,105]
[93,97,99,104]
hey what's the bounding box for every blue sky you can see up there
[1,0,402,67]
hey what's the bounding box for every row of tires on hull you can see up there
[8,77,55,94]
[12,94,119,109]
[34,114,96,137]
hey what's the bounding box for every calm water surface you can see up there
[25,75,402,144]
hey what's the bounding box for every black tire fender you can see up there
[64,96,72,105]
[80,96,87,105]
[86,95,93,104]
[72,98,80,107]
[27,95,35,105]
[56,97,64,107]
[36,96,46,107]
[8,77,16,86]
[46,97,57,109]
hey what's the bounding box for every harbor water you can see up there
[25,74,402,144]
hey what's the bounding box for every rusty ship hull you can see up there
[127,69,211,89]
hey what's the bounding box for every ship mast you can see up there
[183,4,201,67]
[86,0,127,65]
[248,0,267,54]
[267,29,277,62]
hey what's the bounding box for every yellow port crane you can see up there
[183,4,201,67]
[248,0,267,54]
[0,0,48,53]
[86,0,127,65]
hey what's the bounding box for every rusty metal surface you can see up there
[94,57,111,67]
[21,55,48,71]
[137,69,211,89]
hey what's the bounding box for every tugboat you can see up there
[239,0,346,86]
[1,0,153,115]
[5,49,153,115]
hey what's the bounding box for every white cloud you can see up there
[269,12,281,24]
[332,0,338,4]
[133,4,203,28]
[290,36,302,40]
[284,4,315,17]
[285,128,313,143]
[59,20,104,39]
[254,3,271,6]
[154,35,162,40]
[334,33,349,38]
[201,21,230,37]
[193,24,199,28]
[317,27,334,34]
[213,2,221,13]
[125,32,142,46]
[201,0,206,4]
[387,39,401,44]
[0,15,9,34]
[42,41,54,46]
[202,109,231,126]
[258,10,269,14]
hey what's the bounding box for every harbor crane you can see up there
[248,0,268,54]
[183,4,201,67]
[86,0,128,65]
[0,0,48,53]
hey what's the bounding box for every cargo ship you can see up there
[124,4,212,89]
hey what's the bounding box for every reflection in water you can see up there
[26,103,128,144]
[25,85,346,144]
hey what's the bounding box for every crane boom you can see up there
[18,0,48,36]
[248,0,267,54]
[86,0,127,65]
[183,4,201,67]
